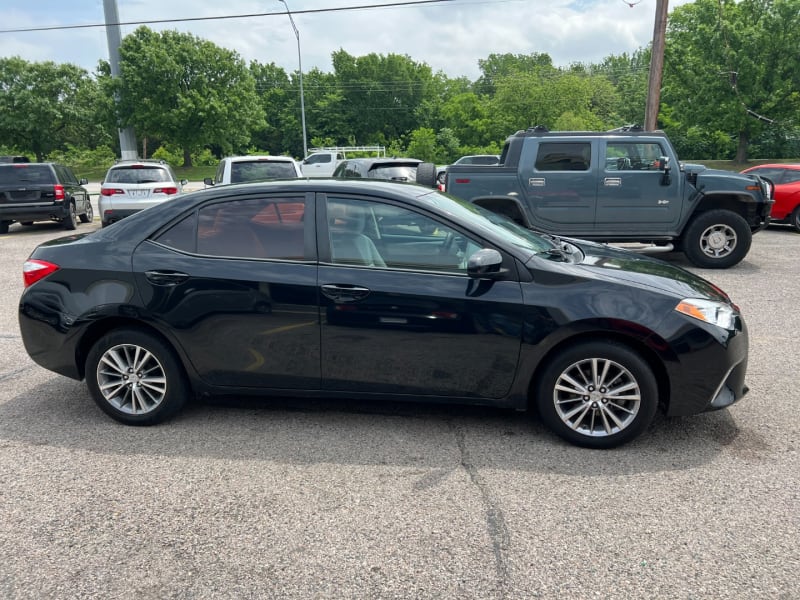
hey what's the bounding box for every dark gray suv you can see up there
[0,162,93,233]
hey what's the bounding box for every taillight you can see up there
[101,188,125,196]
[54,184,65,201]
[23,259,59,287]
[154,187,178,195]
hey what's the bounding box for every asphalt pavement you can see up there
[0,216,797,599]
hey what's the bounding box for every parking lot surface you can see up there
[0,215,798,599]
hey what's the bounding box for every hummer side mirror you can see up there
[658,156,671,185]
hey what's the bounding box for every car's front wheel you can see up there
[682,209,751,268]
[85,328,189,425]
[535,341,658,448]
[791,205,800,233]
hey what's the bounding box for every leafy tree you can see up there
[115,27,264,166]
[0,57,103,161]
[332,50,434,145]
[664,0,800,162]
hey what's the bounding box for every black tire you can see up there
[63,201,78,230]
[791,205,800,233]
[85,328,189,425]
[20,221,34,226]
[415,162,437,188]
[0,221,10,234]
[682,209,751,269]
[535,341,658,449]
[79,200,93,223]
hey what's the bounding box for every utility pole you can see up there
[645,0,669,131]
[103,0,138,160]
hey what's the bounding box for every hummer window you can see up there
[605,142,664,171]
[534,143,591,171]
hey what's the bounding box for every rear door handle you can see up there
[145,270,190,286]
[321,284,370,302]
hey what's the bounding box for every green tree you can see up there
[332,50,434,145]
[115,27,263,166]
[0,57,103,161]
[664,0,800,162]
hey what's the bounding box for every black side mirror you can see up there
[79,178,89,185]
[203,177,214,187]
[467,248,507,279]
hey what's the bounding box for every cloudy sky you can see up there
[0,0,690,80]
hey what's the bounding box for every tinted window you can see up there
[305,154,331,165]
[0,164,55,185]
[196,197,307,260]
[230,161,298,183]
[155,214,197,253]
[783,170,800,184]
[367,164,419,181]
[535,143,591,171]
[107,167,171,184]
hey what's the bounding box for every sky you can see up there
[0,0,691,80]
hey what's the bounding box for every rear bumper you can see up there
[0,203,69,222]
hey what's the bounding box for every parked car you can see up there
[453,154,501,166]
[332,158,422,181]
[100,159,187,227]
[204,155,302,187]
[300,150,347,177]
[19,179,749,448]
[0,155,30,163]
[740,163,800,232]
[0,162,92,233]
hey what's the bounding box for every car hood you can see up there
[562,240,731,302]
[682,163,763,186]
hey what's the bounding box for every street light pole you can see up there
[278,0,308,158]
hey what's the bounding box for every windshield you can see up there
[231,161,298,182]
[417,191,554,253]
[0,164,54,185]
[107,167,171,184]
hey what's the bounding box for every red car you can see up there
[741,163,800,232]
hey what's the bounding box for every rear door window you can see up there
[534,143,591,171]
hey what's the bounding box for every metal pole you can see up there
[103,0,138,160]
[645,0,669,131]
[278,0,308,158]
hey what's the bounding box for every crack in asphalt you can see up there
[0,365,36,382]
[452,423,510,597]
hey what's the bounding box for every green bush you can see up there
[46,145,116,176]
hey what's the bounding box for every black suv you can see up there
[0,162,93,233]
[333,158,422,182]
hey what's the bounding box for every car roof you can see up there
[341,158,421,166]
[225,155,297,163]
[742,163,800,171]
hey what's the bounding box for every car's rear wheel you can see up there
[535,341,658,448]
[0,221,10,234]
[79,200,93,223]
[791,205,800,233]
[682,209,751,268]
[85,328,189,425]
[63,201,78,230]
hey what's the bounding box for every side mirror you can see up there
[467,248,506,279]
[658,156,671,186]
[79,178,89,185]
[203,177,214,186]
[180,179,188,186]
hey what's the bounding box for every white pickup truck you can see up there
[300,146,386,177]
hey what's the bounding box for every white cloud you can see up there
[0,0,694,78]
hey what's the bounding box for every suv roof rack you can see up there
[607,124,644,132]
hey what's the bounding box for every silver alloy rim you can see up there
[96,343,167,415]
[553,357,641,437]
[86,203,93,220]
[699,224,737,258]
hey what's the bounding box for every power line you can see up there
[0,0,453,34]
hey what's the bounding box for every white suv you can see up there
[204,155,302,186]
[100,160,187,227]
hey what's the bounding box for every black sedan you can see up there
[19,179,749,448]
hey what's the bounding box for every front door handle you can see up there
[145,270,190,286]
[321,284,371,302]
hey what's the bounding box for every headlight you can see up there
[675,299,737,329]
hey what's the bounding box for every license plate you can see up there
[129,190,150,198]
